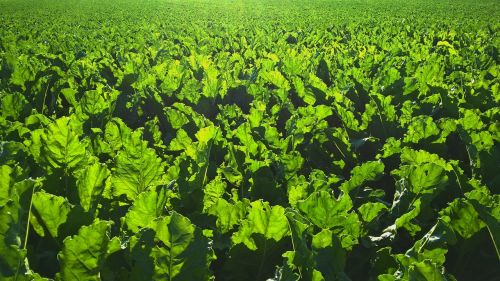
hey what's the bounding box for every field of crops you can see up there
[1,0,499,280]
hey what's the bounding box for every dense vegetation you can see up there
[0,0,499,280]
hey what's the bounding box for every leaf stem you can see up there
[23,183,37,249]
[41,76,52,115]
[15,183,38,280]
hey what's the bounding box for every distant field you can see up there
[0,0,499,280]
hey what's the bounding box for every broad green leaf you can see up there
[408,260,447,281]
[436,40,457,55]
[465,187,500,259]
[283,210,315,279]
[440,199,484,239]
[261,70,290,90]
[0,199,26,279]
[112,139,165,201]
[168,128,194,152]
[297,191,353,229]
[312,229,333,249]
[293,77,316,105]
[395,199,422,235]
[459,109,484,131]
[400,148,449,168]
[406,220,456,266]
[152,212,214,280]
[358,202,388,223]
[58,220,114,281]
[35,116,87,170]
[341,161,385,192]
[338,212,361,249]
[234,123,259,155]
[311,229,349,281]
[232,200,289,250]
[76,163,110,212]
[0,167,34,279]
[124,186,169,232]
[407,163,448,194]
[202,176,227,212]
[80,88,107,116]
[104,118,132,152]
[207,198,247,234]
[31,192,71,238]
[165,107,190,129]
[404,116,440,143]
[0,92,29,120]
[60,88,78,107]
[195,125,218,145]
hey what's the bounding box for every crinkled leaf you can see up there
[297,191,352,229]
[124,185,169,232]
[31,192,71,238]
[404,116,440,143]
[58,220,114,281]
[440,199,484,239]
[35,116,87,170]
[358,202,388,223]
[207,198,247,234]
[341,161,385,193]
[232,200,289,250]
[112,139,165,201]
[76,163,110,212]
[151,212,214,280]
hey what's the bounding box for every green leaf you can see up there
[58,220,114,281]
[80,88,108,116]
[124,186,169,232]
[395,199,422,235]
[165,107,190,130]
[31,192,71,238]
[465,188,500,259]
[404,116,440,143]
[459,109,484,131]
[440,198,484,239]
[283,210,315,279]
[232,200,289,250]
[151,212,214,280]
[234,123,259,156]
[0,92,29,120]
[407,163,448,194]
[341,161,385,193]
[35,116,87,170]
[76,163,110,212]
[408,260,447,281]
[311,229,349,280]
[0,165,14,206]
[112,138,165,201]
[104,118,133,152]
[202,176,226,212]
[60,88,78,108]
[0,166,34,279]
[261,70,290,90]
[297,191,352,229]
[206,198,247,234]
[405,219,456,266]
[436,40,457,55]
[400,148,448,168]
[195,125,218,145]
[293,77,316,105]
[358,202,388,223]
[0,199,26,279]
[168,128,194,152]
